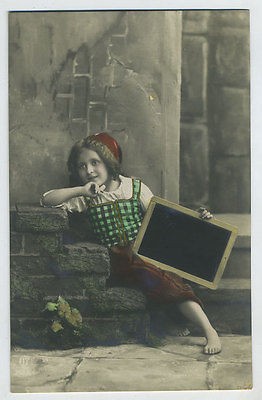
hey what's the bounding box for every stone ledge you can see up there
[14,204,69,233]
[215,214,250,248]
[193,278,251,303]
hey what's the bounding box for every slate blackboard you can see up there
[133,196,238,289]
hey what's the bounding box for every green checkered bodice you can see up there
[86,179,143,247]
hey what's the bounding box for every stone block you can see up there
[88,102,107,133]
[44,287,146,317]
[201,300,251,335]
[11,311,149,351]
[69,356,208,391]
[11,317,48,348]
[180,124,209,208]
[215,213,251,248]
[89,287,146,314]
[28,275,108,297]
[10,232,23,254]
[212,28,250,87]
[15,205,69,233]
[11,298,45,317]
[194,278,251,304]
[10,270,43,303]
[215,87,250,156]
[11,345,78,391]
[10,255,54,275]
[71,76,90,119]
[210,156,250,213]
[84,312,150,345]
[208,362,252,390]
[193,278,251,334]
[90,41,111,98]
[24,232,63,255]
[181,36,208,120]
[55,242,110,274]
[91,64,113,98]
[223,248,251,279]
[183,10,210,34]
[70,120,87,141]
[210,10,250,29]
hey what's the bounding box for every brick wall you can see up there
[180,10,250,213]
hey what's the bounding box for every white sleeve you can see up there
[140,182,154,211]
[40,190,88,213]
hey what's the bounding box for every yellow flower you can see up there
[51,320,64,333]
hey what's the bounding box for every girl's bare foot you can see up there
[204,328,221,354]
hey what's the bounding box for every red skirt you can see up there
[108,244,202,307]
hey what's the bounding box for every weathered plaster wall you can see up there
[9,11,181,204]
[9,12,121,204]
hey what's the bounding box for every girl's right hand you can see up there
[82,182,106,197]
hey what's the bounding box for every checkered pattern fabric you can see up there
[86,179,143,247]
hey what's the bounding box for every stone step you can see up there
[11,287,149,348]
[11,312,150,349]
[194,277,251,300]
[150,278,251,336]
[215,214,250,279]
[194,278,251,334]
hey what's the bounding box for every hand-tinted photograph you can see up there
[9,9,251,393]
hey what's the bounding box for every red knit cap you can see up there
[89,132,121,162]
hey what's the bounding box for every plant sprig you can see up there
[43,296,83,335]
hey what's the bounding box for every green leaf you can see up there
[45,302,58,312]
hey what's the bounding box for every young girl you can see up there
[41,132,221,354]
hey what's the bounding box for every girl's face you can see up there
[77,148,111,188]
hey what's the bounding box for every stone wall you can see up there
[10,205,149,347]
[180,10,250,213]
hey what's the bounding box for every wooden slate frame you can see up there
[133,196,238,289]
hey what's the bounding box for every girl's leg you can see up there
[177,300,221,354]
